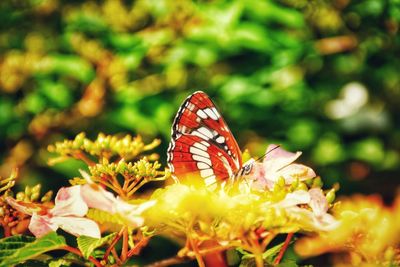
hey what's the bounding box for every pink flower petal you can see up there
[277,163,316,184]
[286,206,339,231]
[308,188,329,217]
[81,184,117,213]
[264,145,302,172]
[113,199,156,227]
[51,186,88,217]
[5,197,37,215]
[52,216,101,238]
[250,162,274,190]
[275,190,310,208]
[29,213,58,238]
[251,145,316,190]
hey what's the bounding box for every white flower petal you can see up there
[308,188,329,217]
[113,199,156,227]
[6,197,37,215]
[81,183,117,213]
[52,216,101,238]
[51,186,88,217]
[275,190,310,208]
[29,213,58,238]
[277,163,316,184]
[263,145,302,173]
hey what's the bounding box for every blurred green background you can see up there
[0,0,399,200]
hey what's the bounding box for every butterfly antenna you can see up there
[253,144,281,163]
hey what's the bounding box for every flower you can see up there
[251,144,316,190]
[79,170,155,227]
[273,189,339,232]
[295,194,400,265]
[6,185,100,238]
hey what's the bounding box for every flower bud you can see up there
[326,188,336,204]
[297,182,308,191]
[312,176,323,188]
[32,184,41,194]
[290,178,299,192]
[277,176,286,188]
[30,192,40,202]
[24,186,31,198]
[41,191,53,202]
[16,192,25,201]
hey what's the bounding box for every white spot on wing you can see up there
[211,107,220,118]
[204,175,216,186]
[192,130,209,140]
[193,155,212,165]
[201,141,210,147]
[193,142,208,151]
[187,103,195,111]
[198,127,214,139]
[197,162,209,170]
[200,168,214,178]
[216,136,225,143]
[220,156,233,178]
[196,109,208,119]
[204,108,218,120]
[190,146,209,158]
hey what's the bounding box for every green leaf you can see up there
[277,259,299,267]
[77,233,117,259]
[262,242,285,262]
[48,252,82,267]
[0,233,66,267]
[238,242,289,266]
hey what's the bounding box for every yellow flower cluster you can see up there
[48,132,160,164]
[145,179,336,264]
[295,194,400,266]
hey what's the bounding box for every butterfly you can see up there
[167,91,253,188]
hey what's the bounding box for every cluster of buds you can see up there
[48,133,160,165]
[1,137,340,267]
[0,169,53,237]
[145,145,338,266]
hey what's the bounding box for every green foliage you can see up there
[48,132,160,164]
[0,0,398,197]
[77,233,117,259]
[0,0,398,199]
[0,0,399,265]
[0,169,17,194]
[0,233,66,267]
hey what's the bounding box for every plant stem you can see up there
[189,237,205,267]
[111,248,122,265]
[103,230,123,262]
[74,152,96,166]
[61,245,103,267]
[254,253,264,267]
[274,233,294,265]
[145,255,191,267]
[120,228,128,262]
[146,244,231,267]
[127,236,150,257]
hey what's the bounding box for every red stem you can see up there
[103,230,123,262]
[61,245,103,267]
[120,228,128,262]
[274,233,294,265]
[127,237,150,257]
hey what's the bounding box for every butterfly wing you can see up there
[167,91,242,186]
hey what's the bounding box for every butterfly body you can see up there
[167,91,252,188]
